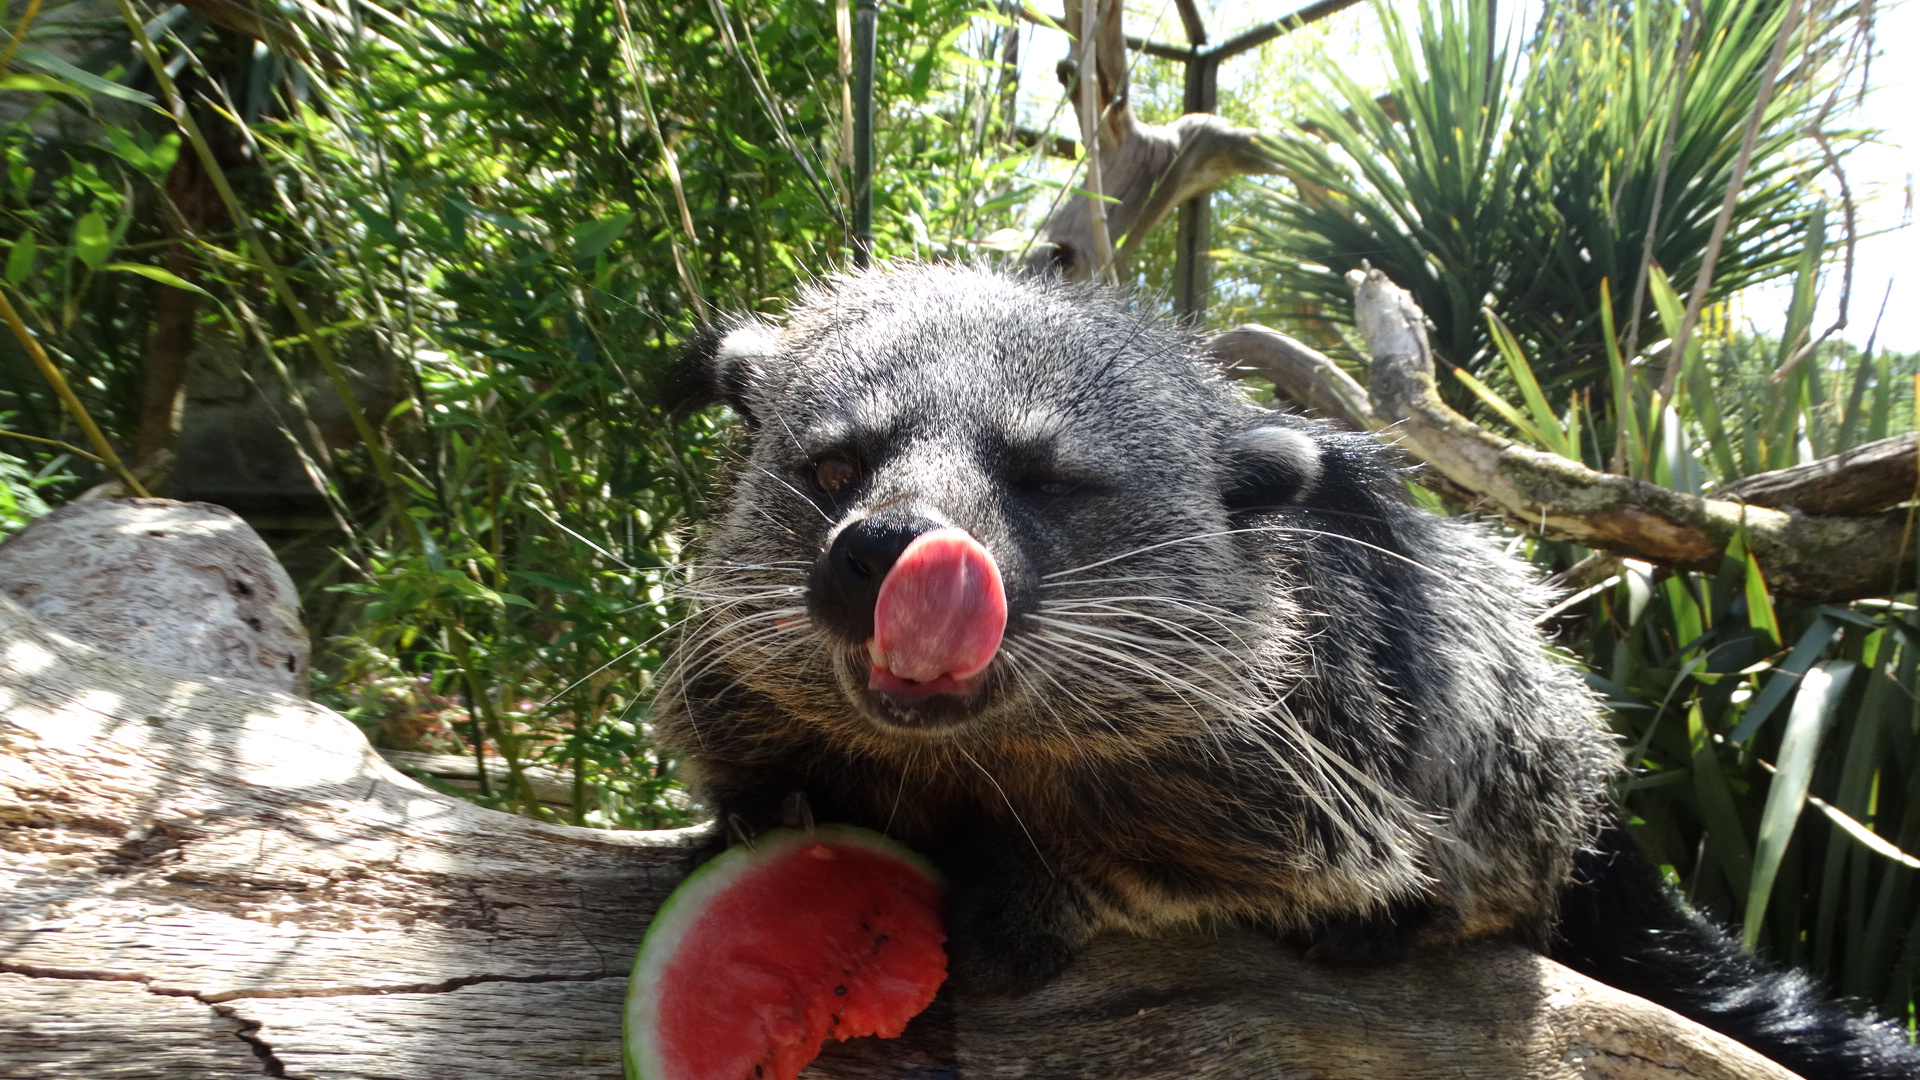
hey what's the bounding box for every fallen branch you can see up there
[1214,267,1913,601]
[1716,432,1917,515]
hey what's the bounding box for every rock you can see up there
[0,498,308,694]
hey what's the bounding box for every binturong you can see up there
[657,264,1920,1079]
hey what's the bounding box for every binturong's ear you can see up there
[666,319,782,427]
[1221,423,1324,512]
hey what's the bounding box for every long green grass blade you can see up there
[1740,538,1781,652]
[1684,345,1738,481]
[1598,279,1648,475]
[1730,614,1841,743]
[1690,701,1755,903]
[1452,366,1549,446]
[1776,203,1827,369]
[1484,307,1576,459]
[1745,660,1854,951]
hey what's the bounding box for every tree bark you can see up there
[1214,268,1917,601]
[1025,1,1280,279]
[1716,432,1918,515]
[0,502,1806,1079]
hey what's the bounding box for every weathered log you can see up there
[0,503,1805,1079]
[1717,432,1918,515]
[1215,268,1915,601]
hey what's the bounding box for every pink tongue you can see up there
[869,527,1007,686]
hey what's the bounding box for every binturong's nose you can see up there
[808,512,1008,702]
[810,511,940,638]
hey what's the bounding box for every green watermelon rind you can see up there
[623,824,944,1080]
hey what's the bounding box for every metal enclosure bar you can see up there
[1171,49,1218,320]
[852,0,878,267]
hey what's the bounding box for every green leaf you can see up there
[103,262,211,297]
[1776,203,1826,368]
[102,126,151,173]
[149,134,181,178]
[71,212,112,270]
[1451,365,1546,445]
[1644,264,1687,354]
[571,213,633,261]
[1744,660,1853,951]
[1689,701,1754,902]
[1483,307,1575,459]
[347,198,404,246]
[0,73,88,97]
[1740,541,1780,651]
[1730,614,1841,743]
[5,232,34,285]
[1598,279,1647,476]
[516,570,591,595]
[15,48,157,106]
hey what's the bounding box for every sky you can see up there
[1739,0,1919,353]
[1007,0,1920,353]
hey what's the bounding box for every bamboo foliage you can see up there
[0,0,1034,828]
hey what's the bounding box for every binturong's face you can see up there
[662,266,1328,764]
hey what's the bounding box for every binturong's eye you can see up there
[813,454,861,493]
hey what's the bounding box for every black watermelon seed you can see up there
[835,985,847,995]
[755,1067,763,1078]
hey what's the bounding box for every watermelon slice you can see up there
[624,825,948,1080]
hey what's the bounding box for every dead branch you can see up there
[1717,433,1917,515]
[1224,266,1913,601]
[1026,1,1281,278]
[1208,324,1373,431]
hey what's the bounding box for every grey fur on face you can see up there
[658,263,1618,993]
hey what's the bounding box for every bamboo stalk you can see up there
[0,0,44,76]
[111,0,415,542]
[0,288,149,496]
[851,0,877,266]
[610,0,709,325]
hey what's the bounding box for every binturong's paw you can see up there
[938,832,1090,997]
[1296,899,1436,967]
[944,876,1081,997]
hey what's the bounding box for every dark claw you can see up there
[777,790,815,832]
[726,812,756,850]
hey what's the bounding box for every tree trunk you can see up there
[0,503,1801,1079]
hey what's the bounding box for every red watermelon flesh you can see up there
[625,826,947,1080]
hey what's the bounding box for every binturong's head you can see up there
[660,265,1349,762]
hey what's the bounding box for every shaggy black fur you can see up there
[1554,827,1920,1079]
